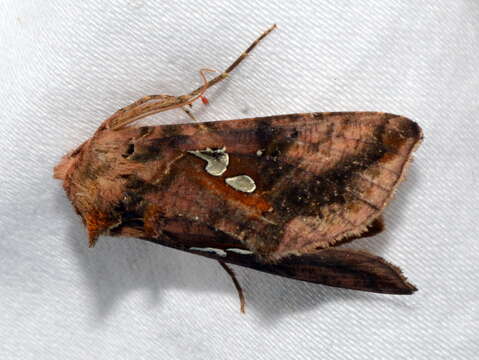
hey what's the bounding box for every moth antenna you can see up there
[218,261,246,314]
[102,25,277,130]
[193,23,278,90]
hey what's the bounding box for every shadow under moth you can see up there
[54,25,423,312]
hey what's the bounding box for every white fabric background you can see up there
[1,1,478,359]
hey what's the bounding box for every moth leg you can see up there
[218,261,246,314]
[102,25,276,130]
[182,106,197,121]
[150,24,276,125]
[185,24,277,94]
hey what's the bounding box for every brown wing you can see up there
[140,225,415,295]
[131,215,412,294]
[88,112,422,261]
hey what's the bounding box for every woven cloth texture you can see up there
[1,1,478,359]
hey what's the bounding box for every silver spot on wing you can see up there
[225,175,256,193]
[189,247,227,257]
[188,147,229,176]
[226,248,253,255]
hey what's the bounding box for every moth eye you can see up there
[225,175,256,193]
[188,147,229,176]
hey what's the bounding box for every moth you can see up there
[54,25,422,312]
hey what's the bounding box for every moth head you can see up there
[54,139,121,248]
[53,143,85,181]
